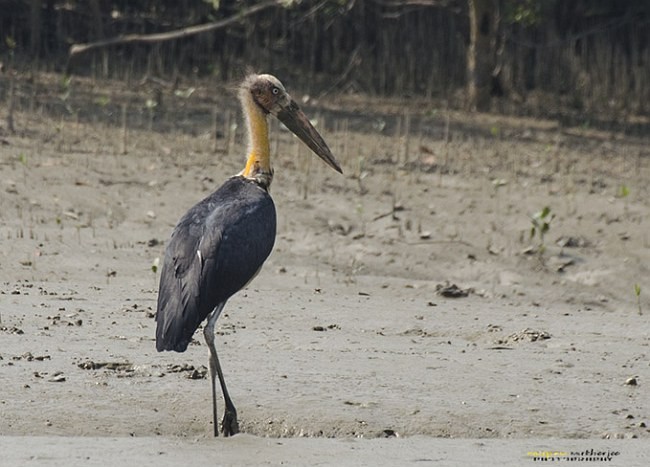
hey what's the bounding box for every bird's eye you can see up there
[272,87,279,95]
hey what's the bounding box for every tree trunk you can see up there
[30,0,42,57]
[89,0,108,76]
[467,0,496,111]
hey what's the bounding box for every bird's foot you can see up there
[221,410,239,437]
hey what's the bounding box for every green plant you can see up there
[174,87,196,98]
[145,98,158,130]
[634,284,642,315]
[5,35,16,50]
[617,184,631,218]
[94,95,110,107]
[530,206,554,255]
[505,0,542,27]
[18,152,28,182]
[60,75,72,101]
[152,257,160,287]
[425,108,439,118]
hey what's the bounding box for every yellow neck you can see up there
[241,93,271,179]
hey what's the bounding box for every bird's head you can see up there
[241,74,342,174]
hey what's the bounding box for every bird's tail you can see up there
[155,281,198,353]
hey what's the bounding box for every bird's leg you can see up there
[204,309,221,437]
[203,303,239,437]
[207,350,219,437]
[212,344,239,436]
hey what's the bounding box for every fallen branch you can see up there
[68,1,280,62]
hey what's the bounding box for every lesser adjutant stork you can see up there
[155,73,342,436]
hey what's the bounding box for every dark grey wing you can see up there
[155,177,276,352]
[155,204,221,352]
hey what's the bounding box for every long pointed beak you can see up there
[275,100,342,174]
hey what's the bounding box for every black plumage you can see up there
[156,176,276,352]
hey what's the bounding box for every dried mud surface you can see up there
[0,73,648,464]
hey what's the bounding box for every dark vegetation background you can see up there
[1,0,649,130]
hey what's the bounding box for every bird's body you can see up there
[156,176,276,352]
[155,73,341,437]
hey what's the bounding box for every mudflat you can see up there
[1,73,648,465]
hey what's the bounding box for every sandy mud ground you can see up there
[1,73,648,465]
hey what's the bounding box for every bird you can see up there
[155,73,342,437]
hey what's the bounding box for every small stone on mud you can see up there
[624,377,638,386]
[436,282,471,298]
[187,366,207,379]
[49,373,66,382]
